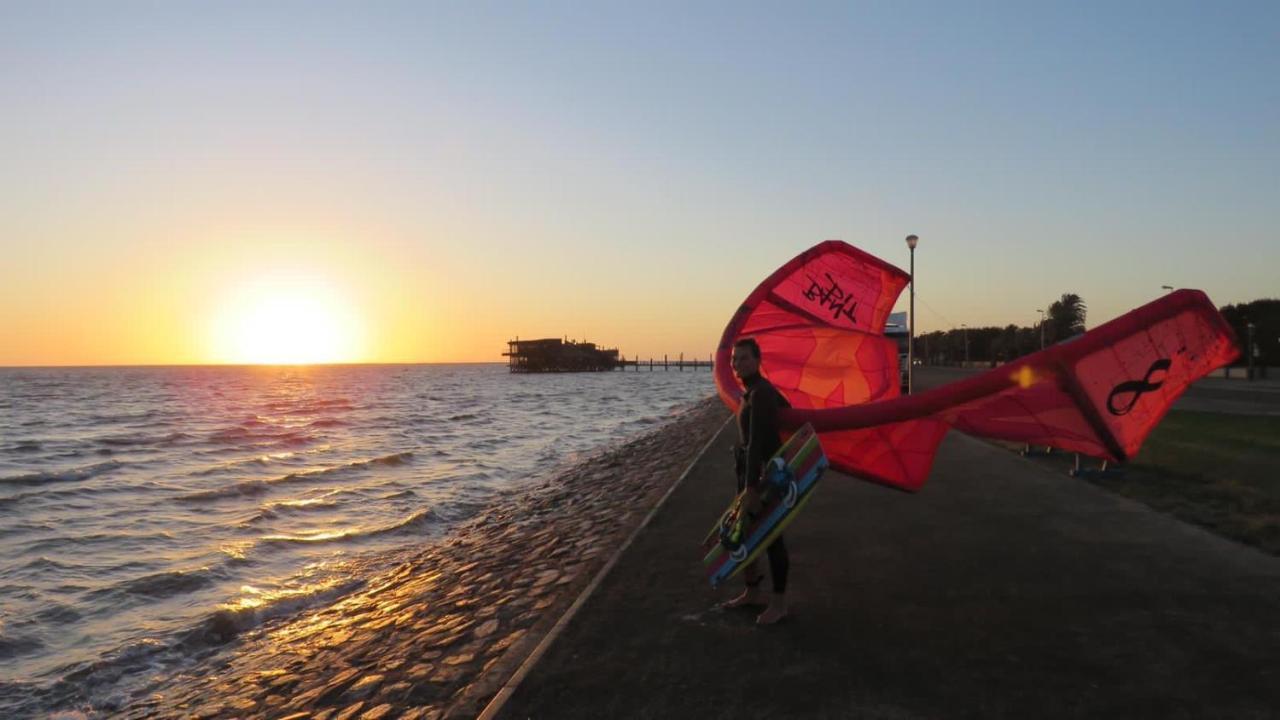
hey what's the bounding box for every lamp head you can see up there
[905,234,918,250]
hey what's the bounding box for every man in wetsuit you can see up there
[722,337,789,625]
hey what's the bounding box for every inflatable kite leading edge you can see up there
[714,240,1239,491]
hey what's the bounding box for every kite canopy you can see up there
[715,240,1239,491]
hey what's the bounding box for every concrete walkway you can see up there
[493,422,1280,719]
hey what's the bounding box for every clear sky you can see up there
[2,1,1276,365]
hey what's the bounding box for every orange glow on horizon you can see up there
[207,274,366,365]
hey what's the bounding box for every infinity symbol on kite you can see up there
[1106,358,1172,416]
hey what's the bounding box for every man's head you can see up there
[730,337,761,381]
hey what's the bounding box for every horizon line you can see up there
[0,361,515,370]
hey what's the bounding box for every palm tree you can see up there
[1046,293,1087,343]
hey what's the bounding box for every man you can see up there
[722,337,789,625]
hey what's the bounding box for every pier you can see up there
[618,354,713,371]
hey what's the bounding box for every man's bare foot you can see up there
[719,587,765,609]
[756,596,787,625]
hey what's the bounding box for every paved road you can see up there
[494,415,1280,719]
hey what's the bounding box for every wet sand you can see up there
[94,398,728,720]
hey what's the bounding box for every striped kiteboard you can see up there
[702,423,828,588]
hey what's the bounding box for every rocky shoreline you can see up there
[84,397,727,720]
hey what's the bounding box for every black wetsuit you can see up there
[735,372,790,594]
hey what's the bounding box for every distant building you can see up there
[503,338,622,373]
[885,311,909,389]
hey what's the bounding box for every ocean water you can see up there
[0,363,713,712]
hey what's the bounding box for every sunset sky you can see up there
[2,2,1276,366]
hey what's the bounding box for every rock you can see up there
[431,664,468,683]
[473,619,499,638]
[489,629,527,654]
[378,681,413,702]
[365,616,396,631]
[333,702,365,720]
[420,631,465,650]
[344,674,384,701]
[320,667,362,697]
[188,703,226,719]
[358,703,394,720]
[288,684,326,708]
[443,652,475,666]
[320,629,354,648]
[407,663,435,680]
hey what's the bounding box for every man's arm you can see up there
[744,386,781,489]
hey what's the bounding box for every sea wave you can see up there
[245,496,342,524]
[94,432,190,448]
[257,508,435,546]
[0,632,44,660]
[86,567,223,602]
[177,452,414,502]
[0,460,123,487]
[209,425,314,446]
[33,602,82,624]
[266,398,355,415]
[188,450,304,477]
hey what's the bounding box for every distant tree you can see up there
[1046,293,1087,343]
[1219,299,1280,366]
[990,325,1013,362]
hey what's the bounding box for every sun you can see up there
[209,275,364,364]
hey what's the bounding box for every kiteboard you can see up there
[702,422,828,588]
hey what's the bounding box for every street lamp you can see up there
[962,323,969,365]
[906,234,918,394]
[1036,309,1045,350]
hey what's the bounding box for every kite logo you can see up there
[802,272,857,324]
[1106,358,1173,416]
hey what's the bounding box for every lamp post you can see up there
[1036,309,1045,350]
[906,234,918,394]
[962,323,969,365]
